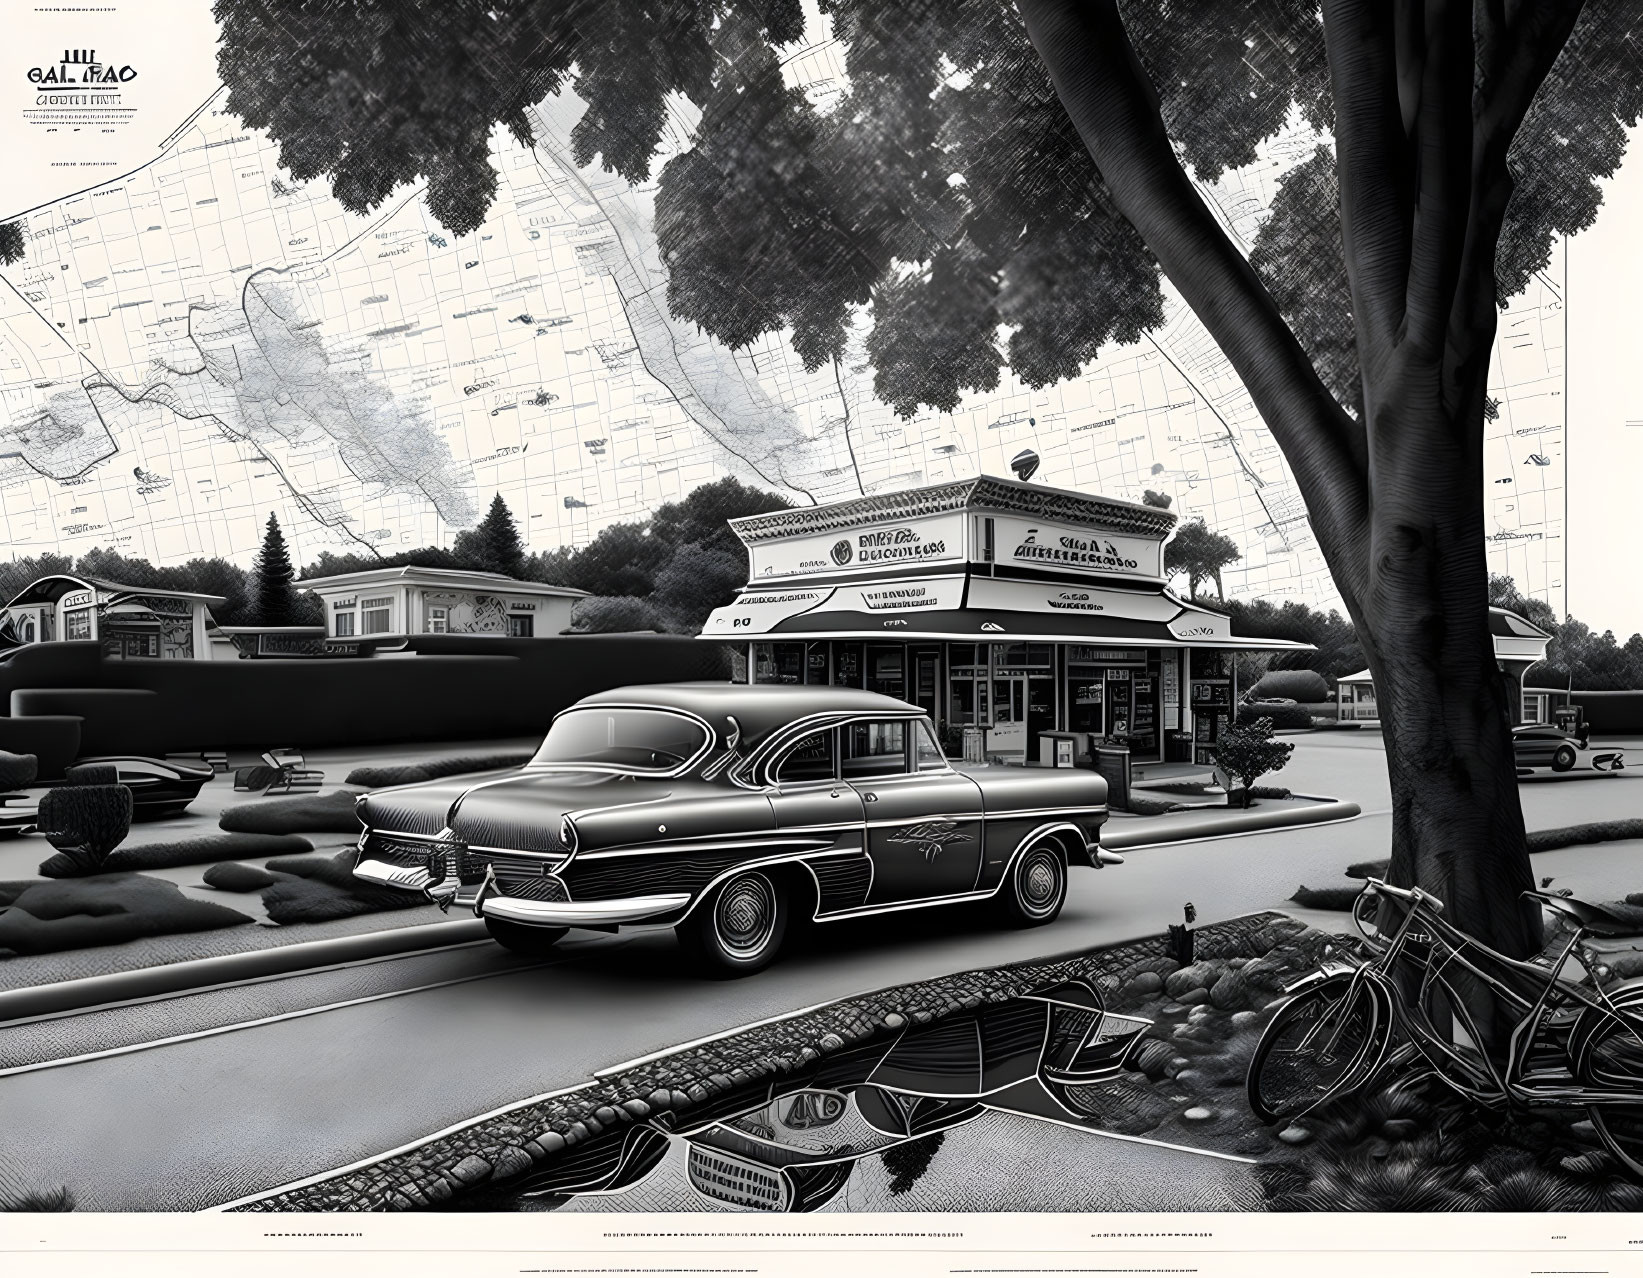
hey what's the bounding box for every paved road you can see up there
[3,734,1639,1211]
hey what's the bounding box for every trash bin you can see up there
[1165,730,1193,763]
[1094,744,1131,810]
[1038,731,1081,768]
[961,726,986,764]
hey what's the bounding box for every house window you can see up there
[427,607,448,634]
[333,611,357,637]
[507,613,534,637]
[65,610,92,641]
[361,597,393,635]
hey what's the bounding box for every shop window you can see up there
[805,643,829,684]
[867,645,904,698]
[361,597,393,635]
[65,610,92,641]
[843,720,908,779]
[507,613,534,637]
[333,611,357,638]
[832,644,863,688]
[426,606,449,634]
[775,730,836,784]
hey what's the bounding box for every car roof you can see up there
[569,682,924,744]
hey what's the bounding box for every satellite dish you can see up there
[1010,448,1040,482]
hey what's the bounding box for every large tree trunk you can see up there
[1014,0,1582,966]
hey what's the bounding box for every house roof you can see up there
[297,565,589,597]
[2,574,227,609]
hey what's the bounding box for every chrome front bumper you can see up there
[480,893,691,926]
[354,858,435,891]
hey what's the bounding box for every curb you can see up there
[1102,800,1362,851]
[0,918,492,1024]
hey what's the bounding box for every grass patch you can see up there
[1289,884,1363,911]
[202,861,282,892]
[44,833,315,877]
[0,874,252,955]
[259,849,425,925]
[219,790,361,835]
[345,752,532,788]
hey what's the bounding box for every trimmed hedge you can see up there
[219,789,361,835]
[346,752,533,788]
[36,782,132,876]
[1290,884,1362,911]
[1249,670,1330,703]
[0,750,36,790]
[0,873,252,955]
[1237,701,1313,730]
[93,833,314,875]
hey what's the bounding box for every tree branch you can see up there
[1016,0,1370,600]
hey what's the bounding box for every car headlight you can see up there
[559,814,578,853]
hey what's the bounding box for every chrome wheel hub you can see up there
[715,873,778,959]
[1019,847,1062,916]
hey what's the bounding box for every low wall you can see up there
[1525,688,1643,736]
[0,636,733,755]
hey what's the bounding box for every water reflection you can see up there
[489,979,1173,1213]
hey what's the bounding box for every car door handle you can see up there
[830,789,842,798]
[863,793,879,803]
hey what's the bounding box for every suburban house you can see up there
[0,575,223,660]
[297,566,587,645]
[1336,606,1554,724]
[702,474,1313,771]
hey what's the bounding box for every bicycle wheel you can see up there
[1580,1014,1643,1176]
[1247,974,1388,1125]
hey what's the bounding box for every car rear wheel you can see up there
[485,918,568,956]
[995,839,1067,928]
[678,869,788,977]
[1553,744,1578,772]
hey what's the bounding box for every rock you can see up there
[708,1074,733,1092]
[567,1121,591,1143]
[1209,970,1249,1010]
[1571,1119,1597,1140]
[1129,971,1164,995]
[1608,952,1643,980]
[622,1099,651,1119]
[797,1047,820,1065]
[1186,1004,1212,1023]
[397,1183,429,1208]
[1182,1106,1214,1122]
[1561,1149,1615,1176]
[1229,1010,1261,1031]
[1132,1040,1175,1077]
[648,1089,672,1110]
[595,1106,618,1126]
[446,1155,492,1186]
[1277,1125,1313,1146]
[422,1177,454,1202]
[1158,1002,1186,1016]
[1165,963,1220,998]
[818,1033,845,1053]
[385,1191,414,1211]
[686,1083,710,1104]
[1173,1068,1206,1086]
[492,1146,534,1180]
[1381,1118,1420,1140]
[582,1116,604,1136]
[671,1089,693,1111]
[883,1011,907,1030]
[1228,957,1247,968]
[1164,1056,1192,1078]
[1177,987,1211,1007]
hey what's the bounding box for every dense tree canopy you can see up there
[452,493,527,578]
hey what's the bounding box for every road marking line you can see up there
[0,939,503,1029]
[985,1104,1261,1164]
[0,960,564,1078]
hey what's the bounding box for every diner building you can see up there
[298,566,587,645]
[0,575,223,660]
[703,475,1311,768]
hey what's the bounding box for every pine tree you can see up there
[252,513,298,625]
[455,493,525,578]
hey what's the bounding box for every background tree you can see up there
[0,222,22,266]
[453,493,527,578]
[1211,717,1296,809]
[565,595,669,635]
[1164,518,1241,600]
[251,513,300,626]
[214,0,1643,960]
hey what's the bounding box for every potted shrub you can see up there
[1210,716,1295,809]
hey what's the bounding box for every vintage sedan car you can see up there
[1512,722,1625,776]
[352,683,1119,975]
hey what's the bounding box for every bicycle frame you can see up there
[1309,880,1643,1112]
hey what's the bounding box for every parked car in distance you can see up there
[353,683,1120,975]
[1511,723,1624,775]
[70,755,214,818]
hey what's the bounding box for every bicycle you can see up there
[1246,877,1643,1175]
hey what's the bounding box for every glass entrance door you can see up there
[989,676,1028,761]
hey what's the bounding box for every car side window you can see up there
[775,730,836,784]
[914,722,947,771]
[842,720,909,780]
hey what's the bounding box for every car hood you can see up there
[358,767,681,853]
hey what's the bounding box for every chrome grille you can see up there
[687,1148,786,1211]
[496,874,570,902]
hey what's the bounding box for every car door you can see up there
[846,718,983,904]
[766,727,867,853]
[1514,728,1556,768]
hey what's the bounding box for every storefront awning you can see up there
[702,576,1314,652]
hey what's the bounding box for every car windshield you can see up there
[531,707,709,772]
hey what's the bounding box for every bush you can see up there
[1249,785,1292,800]
[64,763,120,786]
[0,874,252,955]
[1123,794,1193,816]
[346,752,533,788]
[0,750,37,790]
[1212,717,1295,807]
[259,849,425,924]
[1237,701,1313,730]
[36,783,132,876]
[1289,884,1363,911]
[203,861,282,892]
[219,789,361,834]
[1250,670,1330,702]
[92,833,314,875]
[565,595,668,634]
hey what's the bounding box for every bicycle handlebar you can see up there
[1363,876,1446,914]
